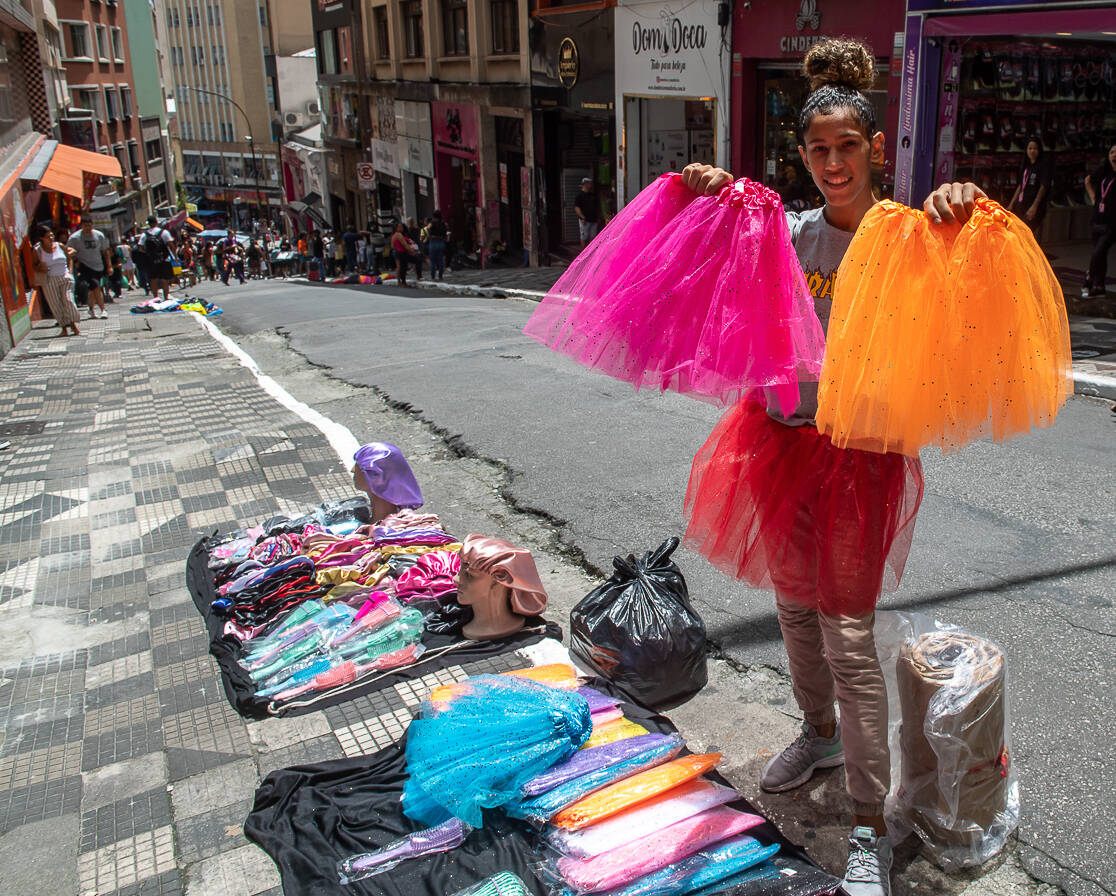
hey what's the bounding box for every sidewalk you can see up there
[0,307,1070,896]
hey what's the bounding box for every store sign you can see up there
[780,1,823,54]
[432,102,479,162]
[356,162,375,190]
[371,139,400,180]
[399,136,434,178]
[558,37,580,88]
[615,3,723,96]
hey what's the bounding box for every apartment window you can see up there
[119,85,133,117]
[145,138,162,162]
[103,85,118,120]
[170,9,179,26]
[317,29,337,75]
[209,5,221,26]
[442,0,467,56]
[71,86,102,118]
[373,7,389,60]
[114,144,128,178]
[186,7,194,27]
[127,140,140,174]
[491,0,518,54]
[402,1,423,58]
[64,22,91,59]
[111,27,124,61]
[258,4,267,27]
[95,24,109,61]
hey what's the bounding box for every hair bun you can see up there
[804,38,876,93]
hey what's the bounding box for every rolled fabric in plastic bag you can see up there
[554,806,768,893]
[553,753,721,831]
[430,663,581,705]
[577,687,622,715]
[582,834,780,896]
[547,779,740,859]
[895,626,1018,870]
[403,675,592,827]
[581,717,648,750]
[511,734,684,824]
[336,817,468,884]
[523,733,681,798]
[449,871,530,896]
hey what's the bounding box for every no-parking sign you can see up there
[356,162,375,189]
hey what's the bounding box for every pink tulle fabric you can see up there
[554,806,764,893]
[523,174,825,416]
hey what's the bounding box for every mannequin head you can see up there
[456,535,548,641]
[352,442,423,524]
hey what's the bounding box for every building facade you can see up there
[164,0,312,229]
[122,0,170,212]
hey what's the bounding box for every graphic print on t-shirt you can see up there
[802,268,835,300]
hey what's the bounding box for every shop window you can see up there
[442,0,468,57]
[490,0,518,55]
[65,22,92,59]
[95,24,109,61]
[374,6,390,60]
[403,1,424,59]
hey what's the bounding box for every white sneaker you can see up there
[842,826,893,896]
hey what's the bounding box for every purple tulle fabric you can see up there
[576,687,622,715]
[523,174,825,417]
[521,733,678,798]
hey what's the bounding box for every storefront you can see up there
[614,1,731,208]
[895,0,1115,253]
[531,7,616,253]
[396,100,435,228]
[432,101,481,253]
[730,0,906,203]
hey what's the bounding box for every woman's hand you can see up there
[681,164,734,196]
[1025,206,1037,222]
[924,182,988,225]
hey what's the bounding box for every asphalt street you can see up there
[194,278,1114,896]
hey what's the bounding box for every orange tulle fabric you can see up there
[551,753,721,830]
[816,199,1072,456]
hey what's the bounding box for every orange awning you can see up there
[185,217,204,230]
[37,144,122,199]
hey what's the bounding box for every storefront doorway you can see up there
[622,97,716,201]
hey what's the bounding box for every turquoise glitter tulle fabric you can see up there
[402,675,592,827]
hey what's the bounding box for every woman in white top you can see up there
[118,240,136,288]
[32,228,81,336]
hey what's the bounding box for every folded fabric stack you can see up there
[204,500,467,709]
[368,664,804,896]
[130,296,223,315]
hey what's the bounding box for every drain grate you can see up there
[0,421,47,437]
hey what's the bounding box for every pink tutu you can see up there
[523,175,825,416]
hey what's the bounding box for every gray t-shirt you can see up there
[767,206,856,425]
[68,229,109,272]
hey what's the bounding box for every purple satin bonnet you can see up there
[353,442,424,509]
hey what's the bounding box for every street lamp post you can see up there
[185,85,265,228]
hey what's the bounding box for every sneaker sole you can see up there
[760,751,845,793]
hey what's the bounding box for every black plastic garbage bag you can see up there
[569,537,707,710]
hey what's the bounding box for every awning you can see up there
[185,217,204,231]
[36,144,122,199]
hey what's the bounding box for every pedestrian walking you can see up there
[1007,137,1051,244]
[119,239,137,289]
[682,38,988,896]
[427,210,448,281]
[32,228,81,336]
[1083,142,1116,298]
[574,177,600,250]
[141,215,176,301]
[390,220,423,287]
[67,216,111,319]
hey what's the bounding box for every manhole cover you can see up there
[0,421,46,437]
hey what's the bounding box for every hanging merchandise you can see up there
[816,199,1072,456]
[570,538,707,710]
[550,808,769,893]
[523,174,825,417]
[552,753,722,831]
[337,817,469,884]
[402,675,592,827]
[509,734,685,826]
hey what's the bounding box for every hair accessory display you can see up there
[459,535,548,616]
[353,442,425,508]
[546,778,740,860]
[553,807,768,893]
[336,817,469,884]
[523,173,825,417]
[816,198,1072,455]
[402,675,592,827]
[552,753,721,831]
[510,734,684,825]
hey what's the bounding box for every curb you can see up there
[1072,371,1116,401]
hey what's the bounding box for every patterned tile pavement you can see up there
[0,310,534,896]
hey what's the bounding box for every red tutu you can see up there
[683,400,924,615]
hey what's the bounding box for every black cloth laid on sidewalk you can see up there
[187,538,561,720]
[244,684,841,896]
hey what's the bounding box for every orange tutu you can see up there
[816,199,1072,456]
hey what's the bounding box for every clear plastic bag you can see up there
[336,817,468,884]
[875,611,1019,871]
[522,733,679,799]
[448,872,530,896]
